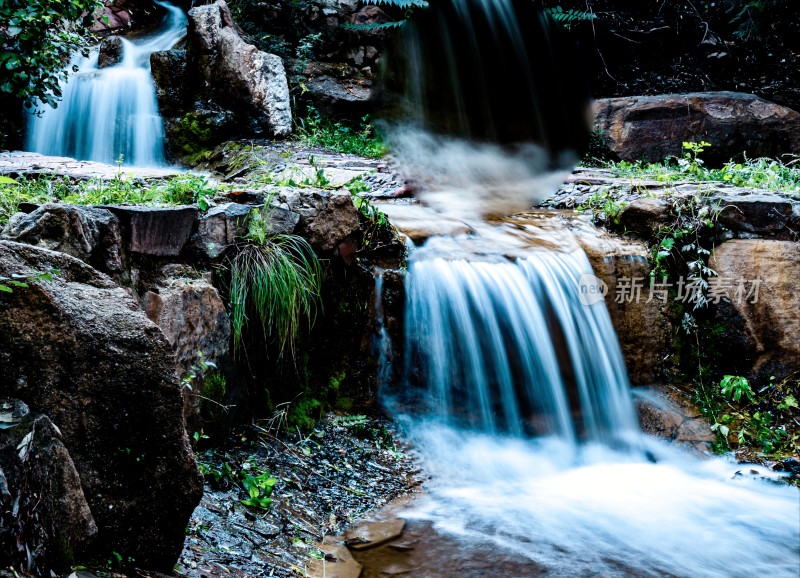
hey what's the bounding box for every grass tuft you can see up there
[228,209,323,358]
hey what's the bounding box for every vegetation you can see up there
[227,208,323,357]
[0,0,101,108]
[0,268,57,294]
[295,107,386,159]
[695,373,800,461]
[601,142,800,194]
[0,172,220,225]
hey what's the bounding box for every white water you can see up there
[396,242,800,576]
[26,1,186,167]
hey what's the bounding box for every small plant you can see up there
[240,471,278,509]
[720,374,755,403]
[227,209,323,357]
[181,351,218,392]
[699,373,799,460]
[0,268,58,294]
[545,5,596,29]
[295,107,386,159]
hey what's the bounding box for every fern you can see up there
[545,6,596,28]
[342,0,427,31]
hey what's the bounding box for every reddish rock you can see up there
[593,92,800,164]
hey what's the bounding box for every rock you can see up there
[308,537,362,578]
[711,191,795,236]
[306,75,373,116]
[0,414,98,574]
[593,92,800,164]
[0,151,180,181]
[97,36,124,69]
[1,203,123,272]
[570,218,671,385]
[142,271,231,429]
[709,240,800,381]
[150,50,188,117]
[0,241,203,571]
[106,205,198,257]
[618,198,672,237]
[278,190,360,252]
[633,386,713,444]
[345,519,405,550]
[191,202,300,259]
[187,1,292,138]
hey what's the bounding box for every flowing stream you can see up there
[26,1,186,167]
[381,0,800,575]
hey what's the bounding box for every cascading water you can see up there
[378,0,800,575]
[405,243,639,444]
[26,1,186,167]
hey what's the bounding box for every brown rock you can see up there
[345,519,405,550]
[107,205,198,257]
[280,190,360,252]
[572,220,671,385]
[308,538,363,578]
[0,241,203,571]
[709,240,800,380]
[594,92,800,164]
[143,271,231,429]
[618,197,672,237]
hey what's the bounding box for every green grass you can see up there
[594,142,800,194]
[0,173,220,225]
[295,107,386,159]
[228,209,323,357]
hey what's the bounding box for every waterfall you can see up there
[405,245,639,444]
[26,1,186,167]
[379,1,800,574]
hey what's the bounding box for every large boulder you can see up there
[709,240,800,381]
[0,241,203,571]
[1,203,123,273]
[150,50,188,117]
[186,0,292,138]
[593,92,800,164]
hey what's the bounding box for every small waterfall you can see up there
[26,1,186,167]
[379,1,800,574]
[405,245,639,444]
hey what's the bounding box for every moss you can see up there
[201,371,228,422]
[170,112,216,165]
[288,396,322,431]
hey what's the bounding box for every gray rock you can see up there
[98,36,124,69]
[191,202,300,259]
[0,414,98,573]
[278,190,360,252]
[1,203,123,272]
[150,50,188,117]
[594,92,800,164]
[306,75,373,116]
[619,198,672,237]
[106,205,198,257]
[712,192,794,235]
[187,1,292,138]
[0,241,203,571]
